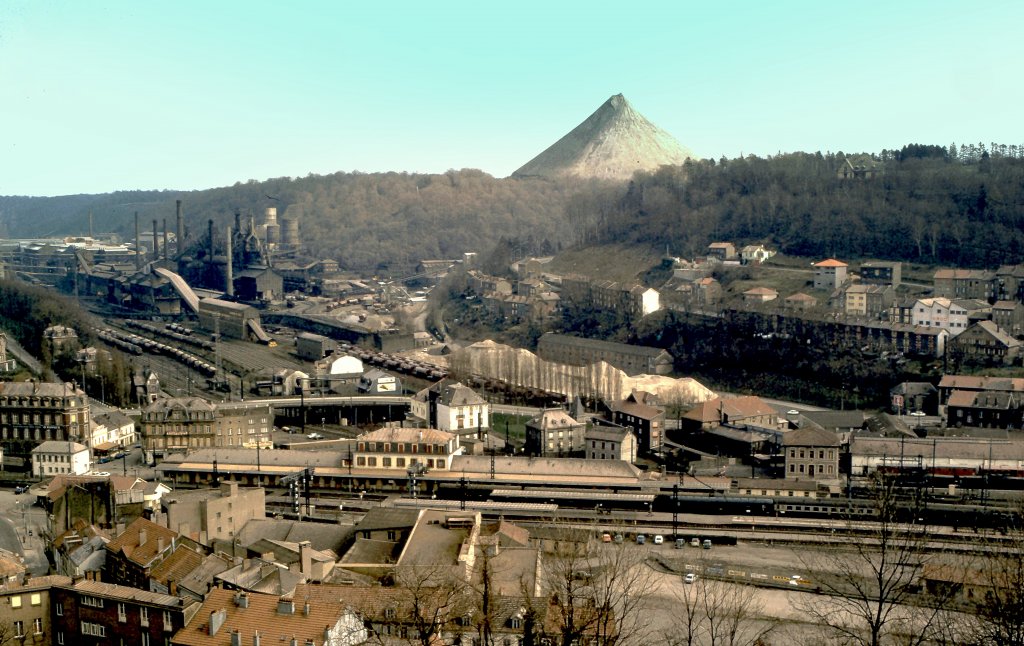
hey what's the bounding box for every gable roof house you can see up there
[104,517,184,589]
[681,396,780,433]
[948,320,1023,366]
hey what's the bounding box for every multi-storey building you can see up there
[813,258,849,290]
[410,381,490,438]
[524,408,586,457]
[536,333,673,376]
[0,575,71,645]
[784,427,841,481]
[353,427,461,471]
[560,275,660,318]
[933,268,996,302]
[584,423,636,462]
[0,381,90,459]
[910,297,970,335]
[609,391,665,455]
[104,517,181,589]
[164,481,266,544]
[843,284,894,318]
[50,578,197,646]
[141,398,272,457]
[31,441,90,478]
[859,261,902,287]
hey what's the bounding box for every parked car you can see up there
[13,486,27,494]
[675,538,687,549]
[636,534,646,545]
[691,537,700,547]
[684,573,697,584]
[653,535,664,545]
[307,432,324,440]
[613,533,624,544]
[702,539,713,550]
[601,532,612,543]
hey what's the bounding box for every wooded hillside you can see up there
[4,144,1024,276]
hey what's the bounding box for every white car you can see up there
[307,432,324,440]
[684,573,697,584]
[653,535,664,545]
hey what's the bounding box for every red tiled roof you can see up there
[105,517,178,567]
[815,258,848,267]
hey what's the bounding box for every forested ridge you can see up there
[3,143,1024,275]
[592,144,1024,267]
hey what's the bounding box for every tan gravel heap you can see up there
[512,93,695,181]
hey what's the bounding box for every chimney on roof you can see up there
[139,528,148,547]
[234,591,249,608]
[157,536,165,553]
[299,540,312,576]
[278,598,295,615]
[209,609,227,636]
[230,629,242,646]
[303,601,310,617]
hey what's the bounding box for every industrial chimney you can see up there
[176,200,184,256]
[134,211,141,270]
[152,219,160,261]
[163,218,169,260]
[88,210,94,239]
[225,226,234,297]
[208,219,214,260]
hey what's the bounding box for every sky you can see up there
[1,0,1022,196]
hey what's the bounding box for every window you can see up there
[789,465,794,473]
[10,595,21,608]
[163,611,172,630]
[14,621,23,638]
[141,607,149,627]
[82,622,106,637]
[57,632,64,645]
[367,457,376,467]
[384,608,396,619]
[81,595,104,608]
[56,602,63,616]
[33,617,42,634]
[396,458,405,467]
[382,457,391,467]
[141,633,150,646]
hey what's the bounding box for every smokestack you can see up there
[153,219,159,262]
[234,210,241,236]
[135,211,141,270]
[176,200,184,256]
[226,226,234,297]
[88,210,94,239]
[163,218,169,260]
[208,219,214,260]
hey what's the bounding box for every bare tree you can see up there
[795,475,948,646]
[539,524,656,646]
[664,564,774,646]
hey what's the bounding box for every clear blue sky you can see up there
[2,1,1021,196]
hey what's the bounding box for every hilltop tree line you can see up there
[5,143,1024,277]
[590,144,1024,268]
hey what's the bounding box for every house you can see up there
[742,287,778,304]
[859,261,902,287]
[435,382,490,437]
[691,277,722,307]
[836,154,883,180]
[910,297,970,335]
[170,588,366,646]
[948,321,1022,366]
[54,523,110,579]
[933,268,996,302]
[813,259,849,290]
[31,441,91,478]
[608,391,665,455]
[889,382,939,416]
[681,396,779,432]
[996,264,1024,302]
[89,410,136,452]
[784,292,818,311]
[783,427,840,481]
[992,301,1024,336]
[706,242,736,261]
[104,517,182,589]
[0,575,71,643]
[354,427,462,471]
[945,389,1022,429]
[524,409,586,457]
[740,244,775,265]
[843,284,894,318]
[584,423,636,462]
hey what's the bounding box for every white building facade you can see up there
[31,441,90,477]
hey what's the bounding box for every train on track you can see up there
[430,482,1022,531]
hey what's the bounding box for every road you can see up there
[0,490,49,576]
